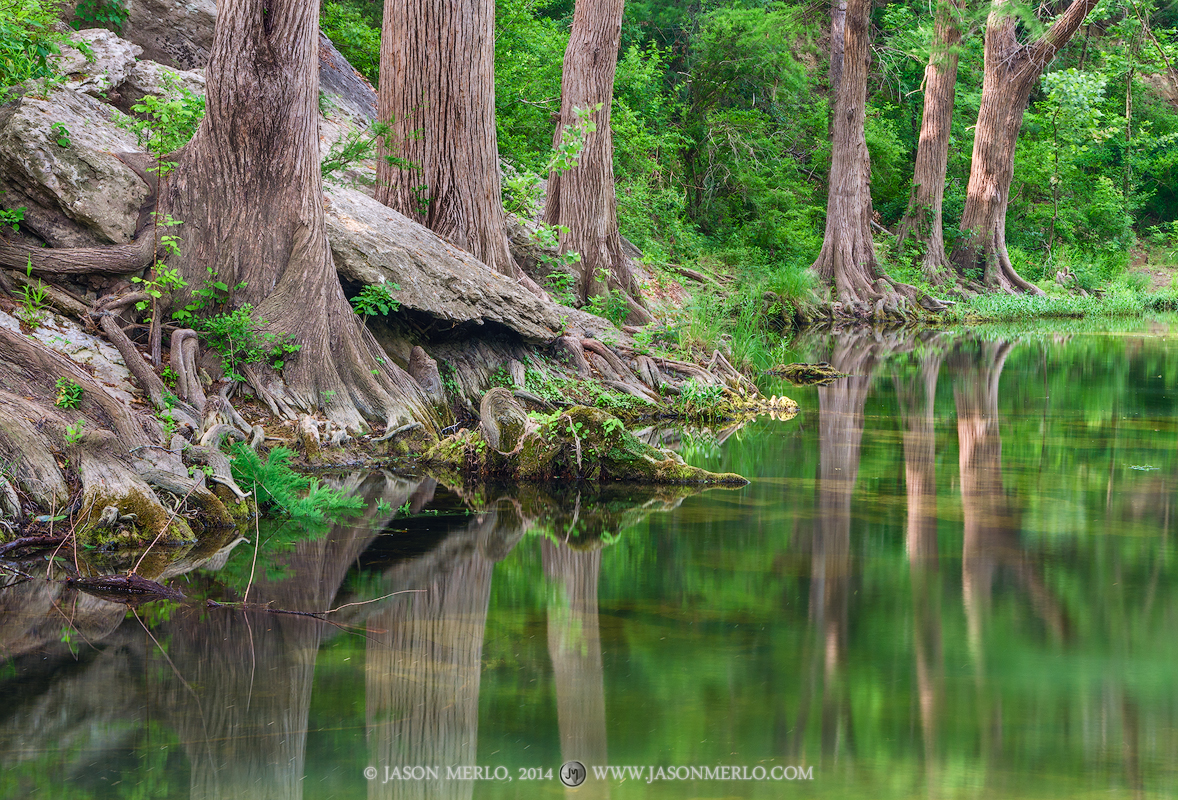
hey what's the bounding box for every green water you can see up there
[3,322,1178,798]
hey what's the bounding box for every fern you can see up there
[229,444,364,523]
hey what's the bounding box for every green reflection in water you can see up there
[1,321,1178,799]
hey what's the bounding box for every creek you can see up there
[1,319,1177,798]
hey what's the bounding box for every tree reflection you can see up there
[796,331,897,761]
[153,471,416,800]
[894,338,946,794]
[365,500,525,800]
[543,537,609,799]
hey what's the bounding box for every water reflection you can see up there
[894,336,945,790]
[3,324,1178,798]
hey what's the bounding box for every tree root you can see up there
[170,329,206,410]
[0,232,153,277]
[182,443,250,502]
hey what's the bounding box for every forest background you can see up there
[321,0,1178,307]
[4,0,1178,323]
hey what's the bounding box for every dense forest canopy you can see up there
[323,0,1178,296]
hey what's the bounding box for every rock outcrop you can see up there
[0,87,147,247]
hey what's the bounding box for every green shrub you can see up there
[0,0,64,95]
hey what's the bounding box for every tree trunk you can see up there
[376,0,537,293]
[159,0,433,433]
[830,0,847,96]
[811,0,885,302]
[950,0,1102,291]
[544,0,649,322]
[894,0,963,283]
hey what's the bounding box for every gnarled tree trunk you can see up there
[376,0,538,293]
[544,0,650,323]
[811,0,886,302]
[894,0,963,283]
[949,0,1101,291]
[160,0,433,432]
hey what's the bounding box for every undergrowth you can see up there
[229,444,365,523]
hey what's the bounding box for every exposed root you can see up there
[181,443,250,502]
[170,329,206,409]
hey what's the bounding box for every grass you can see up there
[944,277,1178,323]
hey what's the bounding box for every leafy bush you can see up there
[0,0,64,95]
[197,305,301,382]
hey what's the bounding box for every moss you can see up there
[423,405,748,485]
[75,487,196,549]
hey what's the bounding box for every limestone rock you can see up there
[117,60,206,112]
[0,88,146,246]
[122,0,216,70]
[0,310,138,406]
[53,29,143,98]
[324,184,564,343]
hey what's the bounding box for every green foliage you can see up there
[674,378,726,421]
[72,0,127,31]
[502,167,544,218]
[63,418,85,446]
[320,1,380,84]
[131,261,186,313]
[320,121,416,186]
[494,0,568,170]
[585,288,631,326]
[127,82,205,171]
[49,121,69,148]
[197,305,301,382]
[228,444,365,523]
[54,377,82,408]
[349,278,401,322]
[0,0,64,95]
[15,277,49,328]
[172,267,245,321]
[0,206,23,232]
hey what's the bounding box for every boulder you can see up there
[121,0,216,70]
[117,60,206,112]
[0,309,138,406]
[324,184,564,342]
[0,88,146,246]
[53,29,143,98]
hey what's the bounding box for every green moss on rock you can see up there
[424,406,747,485]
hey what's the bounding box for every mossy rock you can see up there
[423,406,747,485]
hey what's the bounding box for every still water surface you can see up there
[2,322,1178,799]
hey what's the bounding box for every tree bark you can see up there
[894,0,964,283]
[160,0,434,432]
[949,0,1102,291]
[811,0,886,302]
[376,0,536,292]
[544,0,649,321]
